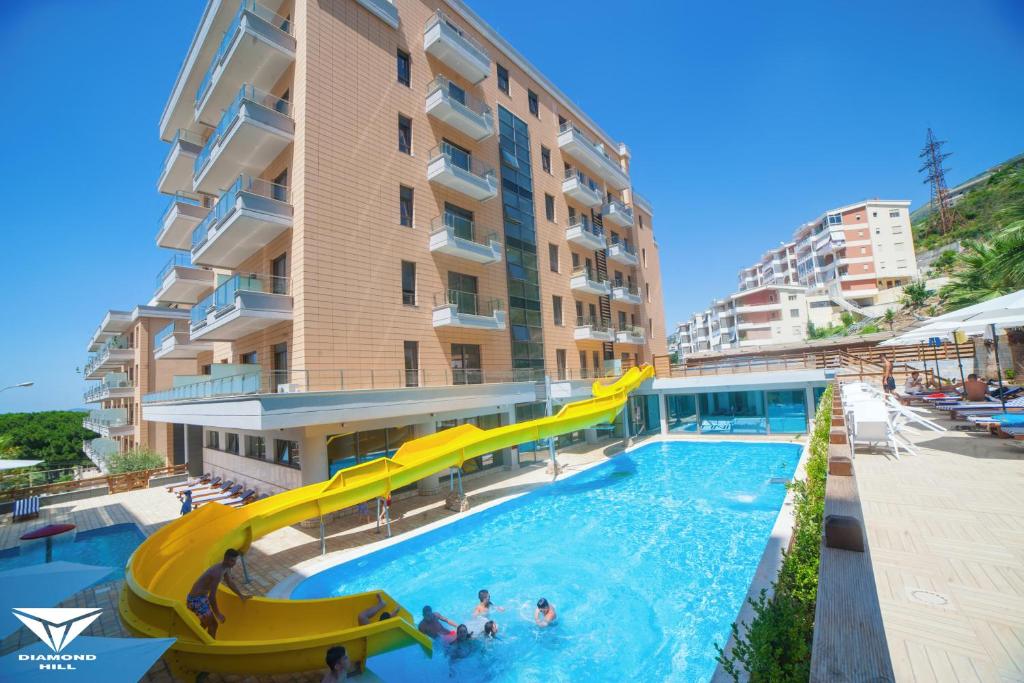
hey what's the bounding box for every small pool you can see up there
[292,440,801,682]
[0,522,144,581]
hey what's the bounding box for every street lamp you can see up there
[0,382,33,393]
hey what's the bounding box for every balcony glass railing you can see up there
[425,11,490,64]
[567,219,604,240]
[84,378,132,401]
[603,197,634,221]
[84,335,130,375]
[162,191,204,224]
[194,84,291,177]
[614,284,641,297]
[195,0,293,107]
[192,273,290,328]
[576,316,612,332]
[429,142,495,182]
[84,410,129,428]
[609,239,635,255]
[155,252,192,290]
[431,214,495,245]
[563,167,599,192]
[571,267,607,284]
[161,128,205,171]
[153,322,177,351]
[191,175,290,250]
[426,76,492,119]
[434,290,503,316]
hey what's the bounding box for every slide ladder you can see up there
[119,365,654,680]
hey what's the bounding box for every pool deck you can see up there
[835,411,1024,682]
[0,437,642,682]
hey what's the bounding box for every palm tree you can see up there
[883,308,896,331]
[901,281,933,309]
[940,222,1024,310]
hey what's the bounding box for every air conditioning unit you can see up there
[277,383,301,393]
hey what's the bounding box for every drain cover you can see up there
[909,589,949,606]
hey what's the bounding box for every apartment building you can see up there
[673,199,915,358]
[81,0,665,492]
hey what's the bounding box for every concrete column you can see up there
[658,394,669,435]
[503,408,521,471]
[415,420,442,495]
[299,430,329,486]
[583,428,600,444]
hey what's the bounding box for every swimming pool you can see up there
[292,440,801,682]
[0,522,144,581]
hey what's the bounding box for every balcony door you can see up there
[556,349,567,381]
[272,253,288,294]
[447,271,478,314]
[445,203,474,241]
[443,138,471,172]
[272,342,288,392]
[404,341,419,387]
[451,343,481,385]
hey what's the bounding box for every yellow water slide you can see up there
[119,364,654,680]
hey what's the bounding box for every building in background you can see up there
[80,0,666,492]
[673,199,916,357]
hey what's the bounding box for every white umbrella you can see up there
[0,459,42,471]
[0,561,114,637]
[922,289,1024,324]
[0,635,175,681]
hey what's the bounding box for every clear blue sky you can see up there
[1,0,1021,413]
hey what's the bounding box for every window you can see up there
[497,64,509,94]
[642,248,647,268]
[401,261,416,305]
[225,433,239,455]
[398,115,412,154]
[240,351,258,365]
[618,311,627,329]
[639,215,645,230]
[399,185,414,226]
[205,430,219,450]
[451,343,482,384]
[541,146,551,173]
[272,168,289,202]
[442,138,471,170]
[645,283,650,302]
[548,243,559,272]
[544,194,555,221]
[272,253,288,294]
[552,295,563,326]
[272,342,288,390]
[579,350,588,374]
[275,439,300,468]
[889,209,900,218]
[788,294,797,301]
[556,349,567,380]
[558,114,567,127]
[245,435,266,460]
[448,271,478,313]
[892,225,903,234]
[404,341,419,387]
[396,49,410,87]
[790,308,800,318]
[528,89,539,117]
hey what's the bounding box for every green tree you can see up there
[0,434,19,458]
[0,411,92,468]
[940,222,1024,310]
[930,249,958,274]
[901,281,933,309]
[883,308,896,331]
[105,449,165,475]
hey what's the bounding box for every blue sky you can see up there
[1,0,1021,413]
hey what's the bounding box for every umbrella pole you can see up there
[932,344,944,387]
[991,324,1007,413]
[954,338,966,388]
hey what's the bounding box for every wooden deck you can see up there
[841,415,1024,681]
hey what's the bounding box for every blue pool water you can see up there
[0,523,144,580]
[293,440,801,682]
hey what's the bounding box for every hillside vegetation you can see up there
[0,411,92,469]
[913,155,1024,251]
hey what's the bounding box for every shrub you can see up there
[105,449,166,475]
[716,385,832,681]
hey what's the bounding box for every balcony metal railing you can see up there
[563,167,599,192]
[608,239,636,255]
[576,316,613,332]
[613,284,641,297]
[155,252,192,290]
[191,175,290,251]
[567,219,604,240]
[429,142,496,182]
[424,10,490,64]
[571,267,607,284]
[433,290,503,317]
[430,214,496,245]
[426,76,492,119]
[195,0,293,107]
[153,322,177,351]
[194,84,292,177]
[191,273,290,329]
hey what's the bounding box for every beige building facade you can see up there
[82,0,665,490]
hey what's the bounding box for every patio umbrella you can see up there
[0,561,113,637]
[0,635,175,681]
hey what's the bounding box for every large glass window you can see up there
[396,49,410,87]
[666,395,698,432]
[628,394,661,435]
[768,390,808,433]
[327,427,414,478]
[274,439,300,468]
[245,435,266,460]
[451,344,481,384]
[698,391,766,434]
[401,261,416,305]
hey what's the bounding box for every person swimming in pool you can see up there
[357,593,397,625]
[473,589,505,616]
[534,597,556,627]
[418,606,458,640]
[447,624,476,660]
[483,620,498,638]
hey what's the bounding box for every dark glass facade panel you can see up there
[666,395,698,432]
[698,391,766,434]
[767,390,808,433]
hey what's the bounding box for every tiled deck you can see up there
[854,414,1024,681]
[0,440,629,682]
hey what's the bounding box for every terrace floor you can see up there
[853,413,1024,681]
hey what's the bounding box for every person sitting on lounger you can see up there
[903,371,926,394]
[186,548,250,638]
[357,593,397,625]
[964,374,989,401]
[418,606,458,640]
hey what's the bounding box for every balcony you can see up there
[736,320,773,330]
[84,374,133,404]
[157,129,204,195]
[616,326,646,345]
[191,175,293,269]
[611,285,642,305]
[574,317,615,343]
[158,193,209,250]
[601,198,634,228]
[83,438,119,472]
[432,291,506,330]
[427,143,497,201]
[193,85,294,195]
[570,268,611,296]
[153,253,216,305]
[193,0,296,126]
[153,322,215,360]
[607,241,639,267]
[83,336,133,380]
[82,409,133,438]
[87,310,132,352]
[557,122,630,190]
[425,76,494,141]
[354,0,399,28]
[423,11,491,85]
[565,220,606,251]
[734,302,782,314]
[190,273,293,342]
[429,215,502,264]
[562,168,602,209]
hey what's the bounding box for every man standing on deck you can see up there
[881,355,896,394]
[186,548,251,638]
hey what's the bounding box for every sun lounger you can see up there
[220,489,257,507]
[167,473,211,493]
[194,483,243,505]
[175,476,222,496]
[189,480,235,501]
[13,496,40,522]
